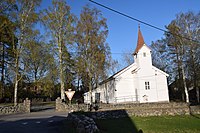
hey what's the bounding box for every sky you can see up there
[40,0,200,65]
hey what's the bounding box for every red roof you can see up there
[133,27,145,54]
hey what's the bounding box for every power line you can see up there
[89,0,166,32]
[89,0,200,44]
[69,51,133,55]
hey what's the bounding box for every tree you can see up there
[22,36,54,93]
[151,40,175,83]
[41,42,59,99]
[151,11,200,103]
[166,22,189,103]
[174,12,200,103]
[0,15,16,99]
[121,50,134,67]
[75,6,111,104]
[40,0,75,100]
[108,59,121,76]
[0,0,17,101]
[0,0,16,15]
[12,0,41,105]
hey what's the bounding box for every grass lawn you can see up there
[95,115,200,133]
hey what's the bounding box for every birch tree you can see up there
[151,12,200,103]
[175,12,200,103]
[75,6,111,104]
[40,0,74,100]
[165,22,189,103]
[13,0,41,105]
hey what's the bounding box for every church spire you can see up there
[134,25,145,54]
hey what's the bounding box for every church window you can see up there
[145,81,150,90]
[143,52,146,57]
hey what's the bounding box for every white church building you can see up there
[84,27,169,104]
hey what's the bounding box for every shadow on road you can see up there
[31,106,55,112]
[31,102,55,112]
[0,116,67,133]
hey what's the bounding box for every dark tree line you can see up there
[0,0,111,104]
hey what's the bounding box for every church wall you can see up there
[136,68,158,103]
[134,45,169,103]
[90,79,117,104]
[155,72,169,102]
[114,65,137,103]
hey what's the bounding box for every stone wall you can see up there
[190,105,200,114]
[67,113,99,133]
[84,109,130,119]
[98,102,190,116]
[56,97,191,116]
[0,98,30,115]
[56,97,88,112]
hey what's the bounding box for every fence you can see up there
[114,95,138,103]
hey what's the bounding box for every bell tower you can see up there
[133,26,152,68]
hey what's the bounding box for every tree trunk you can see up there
[87,68,93,104]
[192,54,199,103]
[89,77,93,104]
[34,68,38,93]
[176,48,184,101]
[0,43,5,99]
[197,87,199,103]
[14,56,19,106]
[181,59,189,103]
[180,39,189,103]
[14,76,18,105]
[58,40,65,101]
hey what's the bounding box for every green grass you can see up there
[133,115,200,133]
[61,114,200,133]
[95,115,200,133]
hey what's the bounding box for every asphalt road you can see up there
[0,110,68,133]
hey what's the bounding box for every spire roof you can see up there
[134,25,145,54]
